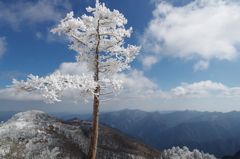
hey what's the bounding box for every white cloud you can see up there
[142,56,159,70]
[220,87,240,98]
[170,80,228,98]
[114,69,161,100]
[0,0,71,31]
[0,88,43,101]
[0,37,7,58]
[55,62,90,75]
[194,60,209,71]
[104,76,240,101]
[141,0,240,69]
[116,70,158,90]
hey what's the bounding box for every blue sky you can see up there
[1,0,240,113]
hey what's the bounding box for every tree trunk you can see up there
[87,86,100,159]
[88,17,101,159]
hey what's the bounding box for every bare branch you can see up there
[100,90,116,95]
[100,90,121,102]
[99,64,110,68]
[71,34,88,46]
[99,70,106,73]
[19,87,37,93]
[99,54,116,62]
[100,94,118,102]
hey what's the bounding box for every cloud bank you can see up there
[141,0,240,70]
[170,80,228,98]
[55,62,90,76]
[0,88,43,101]
[2,62,240,102]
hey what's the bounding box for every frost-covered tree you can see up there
[160,146,217,159]
[9,1,140,159]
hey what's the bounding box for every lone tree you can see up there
[10,0,140,159]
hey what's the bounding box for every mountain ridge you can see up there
[97,109,240,158]
[0,110,161,159]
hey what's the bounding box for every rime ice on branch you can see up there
[160,146,217,159]
[9,2,140,103]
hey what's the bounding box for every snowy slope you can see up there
[0,110,161,159]
[0,110,88,158]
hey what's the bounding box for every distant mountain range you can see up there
[0,110,160,158]
[97,109,240,158]
[2,109,240,158]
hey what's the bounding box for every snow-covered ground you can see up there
[0,110,161,159]
[0,110,89,158]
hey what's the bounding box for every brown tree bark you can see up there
[87,86,100,159]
